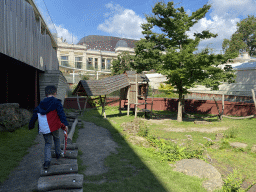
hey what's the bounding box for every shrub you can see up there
[219,139,231,150]
[220,169,245,192]
[224,127,238,139]
[137,121,148,137]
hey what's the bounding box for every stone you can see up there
[229,142,247,149]
[173,159,223,192]
[126,136,151,148]
[0,103,32,132]
[250,145,256,153]
[194,121,211,125]
[214,133,224,142]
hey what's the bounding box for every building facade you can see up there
[57,35,138,84]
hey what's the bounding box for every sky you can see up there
[34,0,256,53]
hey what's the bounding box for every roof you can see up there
[72,74,130,96]
[233,61,256,70]
[77,35,138,52]
[126,71,149,83]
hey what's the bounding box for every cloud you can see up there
[209,0,256,18]
[54,24,79,44]
[186,0,256,53]
[98,2,147,39]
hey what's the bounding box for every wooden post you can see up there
[221,94,224,116]
[127,86,130,116]
[76,93,81,111]
[213,96,222,120]
[119,91,122,114]
[135,74,138,118]
[103,95,106,118]
[252,89,256,110]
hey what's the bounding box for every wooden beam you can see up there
[51,150,78,159]
[252,89,256,110]
[40,164,78,176]
[37,174,83,191]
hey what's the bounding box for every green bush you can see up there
[137,121,148,137]
[219,169,245,192]
[219,139,231,150]
[145,135,204,162]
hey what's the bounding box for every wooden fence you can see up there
[0,0,59,71]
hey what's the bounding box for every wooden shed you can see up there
[72,72,152,118]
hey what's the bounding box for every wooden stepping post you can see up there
[51,150,78,159]
[38,174,84,191]
[40,164,78,176]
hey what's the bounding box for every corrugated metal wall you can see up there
[0,0,58,71]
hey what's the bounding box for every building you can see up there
[57,35,138,85]
[0,0,69,109]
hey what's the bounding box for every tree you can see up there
[222,15,256,58]
[133,1,236,122]
[111,51,134,75]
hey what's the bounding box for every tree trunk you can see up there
[177,92,183,122]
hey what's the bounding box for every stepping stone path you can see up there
[37,111,84,192]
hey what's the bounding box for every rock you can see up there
[194,121,211,125]
[126,136,151,148]
[229,142,247,149]
[202,151,212,163]
[251,145,256,153]
[0,103,32,132]
[173,159,223,192]
[214,133,224,142]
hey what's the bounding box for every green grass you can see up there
[77,106,256,192]
[1,107,255,191]
[0,124,38,184]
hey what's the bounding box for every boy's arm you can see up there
[56,100,69,127]
[29,108,38,130]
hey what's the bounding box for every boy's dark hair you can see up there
[45,85,57,96]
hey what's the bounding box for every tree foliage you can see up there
[111,51,134,75]
[222,15,256,58]
[133,1,236,121]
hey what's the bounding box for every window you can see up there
[95,58,98,70]
[61,56,69,67]
[102,58,105,69]
[107,59,111,69]
[75,57,82,69]
[87,58,93,70]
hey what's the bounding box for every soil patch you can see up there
[163,127,229,133]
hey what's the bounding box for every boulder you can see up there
[229,142,247,149]
[172,159,223,192]
[0,103,32,132]
[251,145,256,153]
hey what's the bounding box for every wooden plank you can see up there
[51,150,78,159]
[252,89,256,109]
[40,164,78,176]
[51,158,77,165]
[47,189,83,192]
[51,143,78,150]
[37,174,83,192]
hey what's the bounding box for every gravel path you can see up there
[0,131,65,192]
[77,121,120,180]
[0,120,120,191]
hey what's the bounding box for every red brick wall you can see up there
[64,97,256,117]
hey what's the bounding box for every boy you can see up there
[29,85,69,169]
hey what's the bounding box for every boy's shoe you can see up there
[43,161,51,169]
[56,151,64,160]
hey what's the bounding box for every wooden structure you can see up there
[72,71,153,118]
[119,71,152,118]
[0,0,69,109]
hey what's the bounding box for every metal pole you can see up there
[73,70,75,84]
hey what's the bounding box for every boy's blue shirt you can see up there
[29,96,69,130]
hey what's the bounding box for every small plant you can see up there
[137,121,148,137]
[224,127,238,139]
[220,169,245,192]
[219,139,231,150]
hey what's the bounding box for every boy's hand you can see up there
[65,126,68,133]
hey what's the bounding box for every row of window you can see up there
[60,56,111,70]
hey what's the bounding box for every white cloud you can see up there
[54,24,79,44]
[98,2,147,39]
[186,0,256,53]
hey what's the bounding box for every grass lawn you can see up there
[0,124,38,184]
[65,106,256,192]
